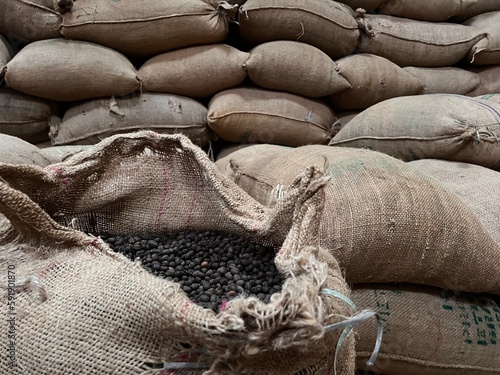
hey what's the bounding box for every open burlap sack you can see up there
[378,0,477,22]
[0,131,362,375]
[466,11,500,65]
[239,0,359,59]
[328,54,423,110]
[208,87,336,147]
[0,134,51,166]
[409,159,500,247]
[330,94,500,170]
[49,93,211,146]
[246,41,351,98]
[0,35,14,67]
[0,0,61,43]
[356,12,487,67]
[403,67,480,95]
[0,88,60,143]
[2,39,140,102]
[215,144,500,294]
[466,65,500,96]
[353,284,500,375]
[61,0,235,56]
[139,44,249,98]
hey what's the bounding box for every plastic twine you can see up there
[321,289,383,374]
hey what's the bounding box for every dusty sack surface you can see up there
[0,0,61,42]
[3,39,140,101]
[49,93,211,146]
[465,11,500,65]
[329,53,423,110]
[60,0,233,56]
[246,41,351,98]
[39,145,95,164]
[378,0,477,22]
[139,44,249,98]
[466,65,500,96]
[0,132,356,375]
[403,67,480,95]
[0,88,60,143]
[409,159,500,247]
[208,87,336,147]
[239,0,359,59]
[0,134,51,166]
[330,94,500,170]
[216,144,500,294]
[356,13,487,67]
[353,284,500,375]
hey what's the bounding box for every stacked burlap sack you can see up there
[215,142,500,375]
[0,132,382,374]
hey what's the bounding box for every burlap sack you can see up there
[353,284,500,375]
[49,93,211,146]
[0,87,60,143]
[330,94,500,169]
[465,11,500,65]
[239,0,359,59]
[3,39,140,102]
[39,145,95,164]
[378,0,477,22]
[0,0,61,43]
[139,44,249,98]
[336,0,385,12]
[208,87,336,147]
[332,111,360,136]
[215,144,500,293]
[0,131,357,375]
[466,65,500,96]
[0,134,51,166]
[477,93,500,104]
[409,159,500,246]
[356,13,487,67]
[403,67,480,95]
[61,0,234,56]
[452,0,500,22]
[329,54,423,110]
[0,35,14,67]
[246,41,351,98]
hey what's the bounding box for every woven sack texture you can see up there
[353,284,500,375]
[246,41,351,98]
[139,44,249,98]
[465,11,500,65]
[0,134,51,166]
[215,144,500,293]
[467,65,500,96]
[208,87,336,147]
[49,93,211,146]
[3,39,140,101]
[330,94,500,170]
[378,0,477,22]
[239,0,359,59]
[60,0,234,56]
[403,67,480,95]
[0,131,356,375]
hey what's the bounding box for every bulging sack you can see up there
[0,35,14,67]
[378,0,477,22]
[208,87,336,147]
[353,284,500,375]
[49,93,211,146]
[239,0,359,59]
[356,13,487,67]
[409,159,500,247]
[61,0,234,56]
[216,144,500,293]
[465,11,500,65]
[330,94,500,170]
[139,44,249,98]
[39,145,95,164]
[329,54,423,110]
[246,41,351,98]
[452,0,500,22]
[0,88,60,143]
[0,134,51,166]
[466,65,500,96]
[335,0,385,12]
[3,39,140,101]
[0,132,359,375]
[0,0,61,42]
[403,66,480,95]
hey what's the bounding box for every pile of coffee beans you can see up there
[95,231,285,312]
